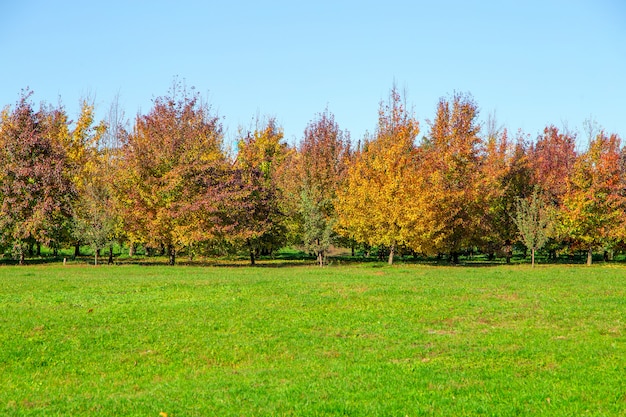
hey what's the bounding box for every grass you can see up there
[0,263,625,416]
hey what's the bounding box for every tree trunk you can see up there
[19,251,25,266]
[451,252,459,265]
[531,248,535,268]
[351,243,355,257]
[74,242,81,257]
[36,243,41,256]
[388,241,395,265]
[94,249,98,266]
[246,239,255,266]
[108,246,113,264]
[587,247,593,266]
[128,242,135,257]
[168,245,176,266]
[317,251,324,267]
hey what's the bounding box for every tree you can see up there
[336,87,422,265]
[235,117,289,262]
[0,91,74,264]
[560,131,623,265]
[298,109,350,266]
[116,82,225,265]
[480,128,535,262]
[418,92,483,263]
[513,189,552,267]
[72,178,118,265]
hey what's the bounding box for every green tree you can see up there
[513,189,552,267]
[298,109,350,266]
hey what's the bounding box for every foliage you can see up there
[298,109,350,266]
[513,188,553,267]
[560,131,624,265]
[336,87,421,265]
[418,92,483,262]
[0,91,74,264]
[235,117,289,262]
[115,82,225,264]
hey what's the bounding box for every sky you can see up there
[1,0,625,149]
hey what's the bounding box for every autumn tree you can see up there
[235,117,289,262]
[297,109,350,266]
[71,100,122,265]
[480,127,535,262]
[513,188,553,267]
[418,92,483,263]
[336,87,422,265]
[116,82,225,265]
[0,91,74,264]
[560,131,624,265]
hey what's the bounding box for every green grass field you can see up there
[1,263,625,416]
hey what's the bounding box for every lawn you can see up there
[0,263,624,416]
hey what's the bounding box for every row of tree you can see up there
[1,84,624,266]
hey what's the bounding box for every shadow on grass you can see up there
[2,250,623,268]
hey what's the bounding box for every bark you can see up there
[128,243,135,257]
[168,245,176,265]
[74,242,81,257]
[317,251,324,267]
[36,243,41,256]
[19,251,25,266]
[94,250,98,266]
[587,247,593,266]
[451,252,459,264]
[245,239,255,266]
[108,246,113,264]
[388,241,395,265]
[531,248,535,268]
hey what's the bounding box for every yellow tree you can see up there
[336,87,422,265]
[561,131,623,265]
[235,117,289,261]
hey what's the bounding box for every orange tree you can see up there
[418,93,484,263]
[116,83,225,264]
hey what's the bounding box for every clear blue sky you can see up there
[1,0,624,148]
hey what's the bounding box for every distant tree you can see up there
[418,92,483,263]
[0,91,74,264]
[116,81,225,265]
[235,117,289,262]
[513,189,552,267]
[298,109,350,266]
[560,131,623,265]
[336,87,421,265]
[480,128,535,262]
[72,179,118,265]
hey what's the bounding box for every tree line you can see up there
[1,83,624,266]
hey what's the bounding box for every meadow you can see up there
[1,261,625,416]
